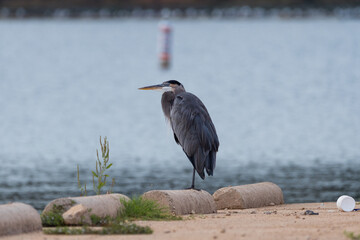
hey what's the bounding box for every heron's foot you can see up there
[185,186,201,191]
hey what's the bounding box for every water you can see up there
[0,19,359,210]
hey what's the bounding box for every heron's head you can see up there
[139,80,185,93]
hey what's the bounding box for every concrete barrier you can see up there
[213,182,284,210]
[0,202,42,236]
[43,193,130,225]
[142,189,217,215]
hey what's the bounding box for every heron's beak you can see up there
[138,84,164,91]
[139,83,173,92]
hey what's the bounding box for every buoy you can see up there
[158,19,172,69]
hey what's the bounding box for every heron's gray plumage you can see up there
[140,80,219,189]
[161,86,219,180]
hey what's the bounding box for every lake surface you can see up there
[0,18,359,210]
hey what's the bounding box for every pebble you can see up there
[264,210,277,215]
[250,211,257,214]
[220,228,226,233]
[304,210,319,215]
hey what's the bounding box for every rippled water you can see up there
[0,19,359,210]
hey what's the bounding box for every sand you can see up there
[2,202,359,240]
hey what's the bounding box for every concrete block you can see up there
[0,202,42,236]
[142,189,217,215]
[43,193,130,225]
[213,182,284,210]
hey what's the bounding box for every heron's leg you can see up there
[186,168,201,191]
[191,168,195,188]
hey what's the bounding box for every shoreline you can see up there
[2,202,359,240]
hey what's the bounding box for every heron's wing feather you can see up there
[170,92,219,179]
[173,133,180,145]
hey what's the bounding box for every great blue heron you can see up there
[139,80,219,189]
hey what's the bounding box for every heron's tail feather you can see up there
[205,151,216,176]
[192,148,206,180]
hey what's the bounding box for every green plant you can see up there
[41,205,65,227]
[119,197,181,221]
[77,165,87,196]
[77,136,115,196]
[90,214,112,226]
[345,231,360,240]
[43,223,152,235]
[92,136,115,195]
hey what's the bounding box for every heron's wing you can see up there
[170,92,219,178]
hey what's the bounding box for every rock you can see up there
[43,193,130,225]
[213,182,284,210]
[0,202,42,236]
[142,189,217,215]
[62,204,90,225]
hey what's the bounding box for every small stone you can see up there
[190,210,196,214]
[220,229,226,233]
[304,210,319,215]
[164,230,171,234]
[250,211,256,214]
[264,211,272,215]
[269,202,275,206]
[327,210,336,213]
[213,236,218,239]
[226,212,231,216]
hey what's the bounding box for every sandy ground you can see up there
[2,202,360,240]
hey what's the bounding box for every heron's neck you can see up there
[161,87,185,120]
[161,92,175,120]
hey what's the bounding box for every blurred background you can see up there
[0,0,359,210]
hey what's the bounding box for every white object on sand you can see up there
[336,195,355,212]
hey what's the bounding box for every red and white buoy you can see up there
[158,19,172,69]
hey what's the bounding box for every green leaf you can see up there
[98,182,105,189]
[106,163,112,169]
[92,171,98,178]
